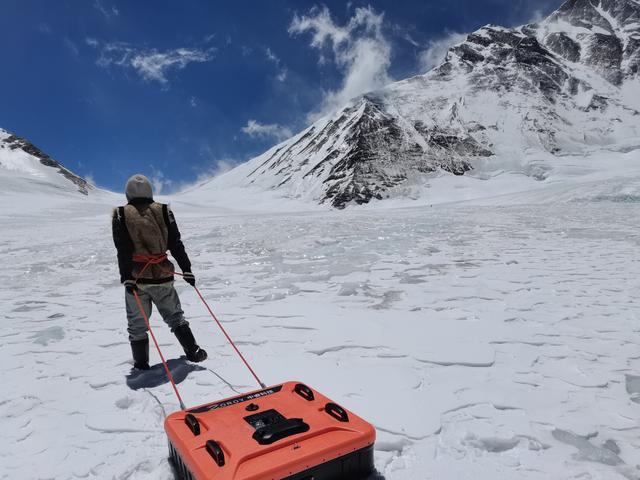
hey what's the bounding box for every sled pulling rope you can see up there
[188,284,266,389]
[130,253,376,480]
[131,254,265,410]
[132,289,187,410]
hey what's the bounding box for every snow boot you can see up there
[173,324,208,362]
[131,337,150,370]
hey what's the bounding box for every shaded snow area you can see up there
[2,198,640,479]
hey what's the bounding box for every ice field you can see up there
[2,190,640,479]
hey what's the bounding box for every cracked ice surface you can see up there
[1,201,640,479]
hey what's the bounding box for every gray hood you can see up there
[125,174,153,202]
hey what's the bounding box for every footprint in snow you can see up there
[115,396,135,410]
[625,374,640,404]
[30,326,65,346]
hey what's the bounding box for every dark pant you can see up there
[125,283,188,341]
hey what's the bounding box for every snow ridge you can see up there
[0,128,92,196]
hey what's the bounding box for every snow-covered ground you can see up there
[2,174,640,479]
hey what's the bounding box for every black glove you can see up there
[124,280,138,294]
[183,272,196,287]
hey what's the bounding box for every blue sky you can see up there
[1,0,560,192]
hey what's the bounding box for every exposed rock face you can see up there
[545,32,582,62]
[0,130,91,195]
[542,0,640,81]
[226,0,640,208]
[249,99,482,207]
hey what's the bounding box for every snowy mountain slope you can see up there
[196,0,640,208]
[0,127,93,197]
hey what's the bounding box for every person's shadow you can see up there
[126,357,205,390]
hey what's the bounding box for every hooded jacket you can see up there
[112,198,192,284]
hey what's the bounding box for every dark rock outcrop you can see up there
[1,133,91,195]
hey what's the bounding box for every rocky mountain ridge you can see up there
[215,0,640,208]
[0,128,91,195]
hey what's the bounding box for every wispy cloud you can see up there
[289,5,392,121]
[64,37,80,58]
[264,47,288,82]
[202,159,236,179]
[241,120,293,141]
[196,144,239,179]
[131,48,212,84]
[94,0,119,19]
[171,158,239,193]
[90,40,215,87]
[149,168,172,195]
[265,47,279,64]
[38,22,52,35]
[418,31,467,73]
[527,9,546,24]
[84,173,97,186]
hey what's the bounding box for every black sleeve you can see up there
[164,205,192,273]
[112,207,134,283]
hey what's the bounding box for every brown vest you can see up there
[123,202,175,281]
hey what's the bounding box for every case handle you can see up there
[206,440,225,467]
[184,413,200,436]
[325,402,349,422]
[294,383,315,401]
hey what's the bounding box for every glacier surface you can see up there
[2,177,640,479]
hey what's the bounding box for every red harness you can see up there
[132,253,168,264]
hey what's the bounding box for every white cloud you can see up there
[149,168,172,195]
[171,159,239,193]
[93,41,214,87]
[289,5,392,121]
[265,47,280,64]
[206,160,235,178]
[84,174,97,186]
[94,0,119,19]
[241,120,293,141]
[418,31,467,73]
[265,47,288,82]
[527,9,546,24]
[130,48,212,84]
[196,145,239,179]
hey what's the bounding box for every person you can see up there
[112,174,207,370]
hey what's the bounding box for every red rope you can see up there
[168,269,266,388]
[130,252,266,410]
[191,284,266,389]
[132,289,186,411]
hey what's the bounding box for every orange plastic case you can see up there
[165,381,376,480]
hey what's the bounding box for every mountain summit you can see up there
[0,128,92,196]
[211,0,640,208]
